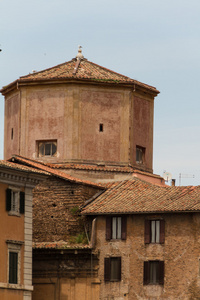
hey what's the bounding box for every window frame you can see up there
[106,216,127,240]
[6,187,25,216]
[7,242,21,286]
[104,257,121,282]
[37,140,57,157]
[136,145,146,164]
[143,260,164,285]
[145,219,165,244]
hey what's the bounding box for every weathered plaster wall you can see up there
[4,84,155,174]
[130,94,154,172]
[4,92,20,159]
[80,90,121,162]
[95,213,200,300]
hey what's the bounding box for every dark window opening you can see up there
[11,128,13,140]
[9,252,18,284]
[99,123,103,132]
[143,261,164,285]
[38,140,57,157]
[136,146,145,164]
[104,257,121,282]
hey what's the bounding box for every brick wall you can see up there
[95,213,200,300]
[33,177,101,242]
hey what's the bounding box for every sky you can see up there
[1,0,200,186]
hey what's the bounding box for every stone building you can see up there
[0,159,47,300]
[82,177,200,300]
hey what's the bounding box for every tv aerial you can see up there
[163,171,172,182]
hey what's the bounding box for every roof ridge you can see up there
[20,60,75,79]
[8,155,104,189]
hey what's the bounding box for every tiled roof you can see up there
[9,155,104,189]
[44,162,162,179]
[1,58,159,94]
[33,241,91,250]
[0,159,49,175]
[81,177,200,215]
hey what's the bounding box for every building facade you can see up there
[82,178,200,299]
[0,160,47,300]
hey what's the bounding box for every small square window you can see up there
[37,140,57,157]
[143,260,164,285]
[99,123,104,132]
[136,146,145,164]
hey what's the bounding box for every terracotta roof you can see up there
[81,177,200,215]
[1,58,159,95]
[33,241,91,250]
[0,159,49,175]
[43,162,162,179]
[8,155,104,189]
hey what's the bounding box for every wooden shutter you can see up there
[20,191,25,214]
[104,257,110,281]
[121,216,127,240]
[143,261,150,285]
[117,257,121,281]
[106,216,112,240]
[159,261,164,285]
[144,220,151,244]
[6,188,12,211]
[160,220,165,244]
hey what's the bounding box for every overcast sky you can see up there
[1,0,200,186]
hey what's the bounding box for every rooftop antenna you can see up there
[179,173,195,186]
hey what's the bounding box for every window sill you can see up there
[8,211,21,217]
[0,282,33,291]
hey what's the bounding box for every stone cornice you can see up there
[0,168,46,187]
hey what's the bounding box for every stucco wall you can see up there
[4,84,155,173]
[4,92,20,159]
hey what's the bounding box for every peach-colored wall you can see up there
[4,83,155,174]
[131,95,154,171]
[0,183,24,293]
[81,90,121,162]
[4,93,20,159]
[25,88,65,159]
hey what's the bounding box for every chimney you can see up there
[171,179,176,186]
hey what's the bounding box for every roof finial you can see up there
[76,45,84,60]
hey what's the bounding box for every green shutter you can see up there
[6,188,12,211]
